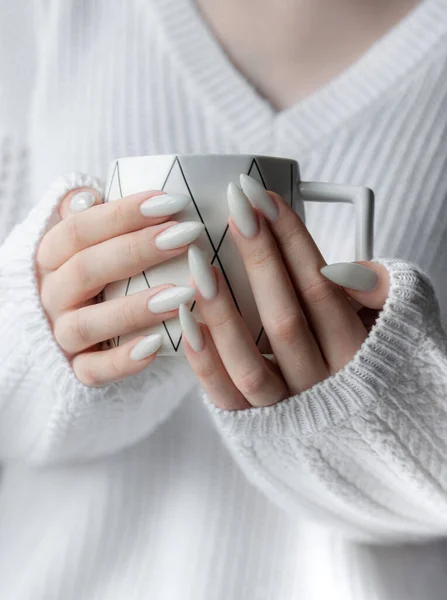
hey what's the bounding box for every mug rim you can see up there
[113,153,299,165]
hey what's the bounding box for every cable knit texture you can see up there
[1,1,447,599]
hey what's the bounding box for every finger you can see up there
[226,200,329,395]
[72,333,164,387]
[38,188,192,271]
[41,220,204,314]
[179,306,251,410]
[191,264,288,407]
[320,261,390,309]
[346,295,365,312]
[53,283,191,355]
[240,176,368,374]
[59,187,103,219]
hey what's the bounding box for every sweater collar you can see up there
[149,0,447,152]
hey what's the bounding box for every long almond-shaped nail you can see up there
[154,221,205,250]
[240,174,279,222]
[188,245,217,299]
[148,286,196,313]
[179,304,204,352]
[320,262,378,291]
[140,193,191,217]
[130,333,163,361]
[227,182,259,238]
[70,191,96,213]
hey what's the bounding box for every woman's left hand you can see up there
[179,174,390,410]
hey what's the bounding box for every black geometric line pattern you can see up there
[105,157,295,353]
[115,158,180,349]
[161,157,244,352]
[105,161,124,348]
[248,159,294,349]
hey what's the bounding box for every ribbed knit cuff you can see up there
[0,172,112,398]
[202,258,442,439]
[0,172,198,462]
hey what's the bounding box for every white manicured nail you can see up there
[320,262,378,291]
[130,333,163,361]
[140,193,191,217]
[188,245,217,300]
[154,221,205,250]
[179,304,204,352]
[70,191,96,213]
[148,286,196,314]
[227,182,259,238]
[240,174,279,222]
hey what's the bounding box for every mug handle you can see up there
[298,182,375,261]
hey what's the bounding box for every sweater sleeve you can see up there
[0,172,196,465]
[202,258,447,544]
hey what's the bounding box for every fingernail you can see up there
[320,262,378,291]
[140,193,191,217]
[148,286,196,314]
[179,304,204,352]
[70,191,96,213]
[130,333,163,361]
[188,245,217,299]
[240,174,279,222]
[154,221,205,250]
[227,182,259,238]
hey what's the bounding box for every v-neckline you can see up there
[150,0,447,151]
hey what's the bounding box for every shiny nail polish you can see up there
[129,333,163,361]
[320,262,378,291]
[179,304,204,352]
[70,191,96,213]
[240,174,279,222]
[140,193,191,217]
[227,182,259,238]
[188,245,217,299]
[148,286,196,314]
[154,221,205,250]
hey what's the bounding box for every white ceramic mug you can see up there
[102,154,374,355]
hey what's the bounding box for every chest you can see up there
[28,1,447,304]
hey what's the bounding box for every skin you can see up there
[36,185,389,397]
[182,190,389,410]
[195,0,422,110]
[36,0,414,389]
[36,189,197,386]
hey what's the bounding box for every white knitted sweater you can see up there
[1,1,447,599]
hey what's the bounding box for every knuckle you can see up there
[194,356,218,381]
[301,279,338,306]
[73,311,93,347]
[54,311,91,352]
[107,355,123,381]
[65,215,86,251]
[237,364,268,397]
[248,242,276,271]
[121,234,145,267]
[119,298,139,331]
[210,310,234,333]
[279,222,306,252]
[110,201,127,229]
[73,253,94,288]
[269,309,303,345]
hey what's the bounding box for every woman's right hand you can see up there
[36,186,204,387]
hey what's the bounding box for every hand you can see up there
[179,174,390,410]
[36,186,204,386]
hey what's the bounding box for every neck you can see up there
[195,0,422,109]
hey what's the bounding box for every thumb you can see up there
[58,187,103,219]
[320,261,390,310]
